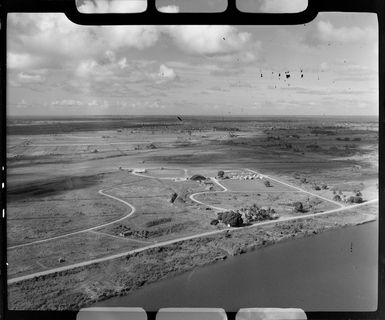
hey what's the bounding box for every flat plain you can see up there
[6,116,378,310]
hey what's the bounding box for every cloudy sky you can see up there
[7,0,378,116]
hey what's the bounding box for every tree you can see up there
[210,219,219,226]
[353,196,363,203]
[293,201,304,213]
[221,211,243,227]
[264,180,271,187]
[333,194,342,202]
[170,192,178,203]
[218,170,225,178]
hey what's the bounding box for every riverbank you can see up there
[8,203,377,310]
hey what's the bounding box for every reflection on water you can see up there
[95,221,378,312]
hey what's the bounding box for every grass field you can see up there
[6,115,378,310]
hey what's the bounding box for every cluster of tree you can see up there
[332,189,363,203]
[267,135,281,141]
[238,204,279,223]
[213,204,279,227]
[310,129,336,135]
[216,211,244,227]
[313,183,328,191]
[346,195,363,204]
[336,137,361,142]
[306,144,320,150]
[293,201,306,213]
[264,180,272,187]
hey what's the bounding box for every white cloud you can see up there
[158,64,177,81]
[118,57,128,69]
[17,72,45,83]
[317,21,376,43]
[158,5,180,13]
[8,13,254,72]
[105,50,116,63]
[103,26,160,50]
[7,52,40,69]
[76,59,98,77]
[260,0,307,13]
[165,25,252,56]
[77,0,147,13]
[52,99,83,106]
[319,62,329,71]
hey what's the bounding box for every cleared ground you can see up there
[218,177,297,192]
[194,192,339,215]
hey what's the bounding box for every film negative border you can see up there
[0,0,384,320]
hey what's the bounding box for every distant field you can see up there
[219,177,296,192]
[139,168,186,178]
[194,191,339,215]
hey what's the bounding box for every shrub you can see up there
[346,196,362,203]
[347,196,355,203]
[145,218,172,228]
[221,211,243,227]
[264,180,271,187]
[353,196,363,203]
[314,185,321,191]
[321,184,328,190]
[170,192,178,203]
[333,194,342,202]
[293,202,305,213]
[300,178,307,184]
[217,170,225,178]
[210,219,219,226]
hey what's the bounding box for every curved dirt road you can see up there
[8,198,377,284]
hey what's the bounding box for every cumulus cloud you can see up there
[17,72,45,83]
[77,0,147,13]
[165,25,252,56]
[260,0,307,13]
[158,64,177,81]
[317,20,376,43]
[7,52,41,69]
[51,99,83,106]
[239,0,307,13]
[103,25,160,50]
[8,13,254,72]
[158,5,180,13]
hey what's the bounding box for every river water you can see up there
[94,221,378,312]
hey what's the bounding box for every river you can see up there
[94,221,378,312]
